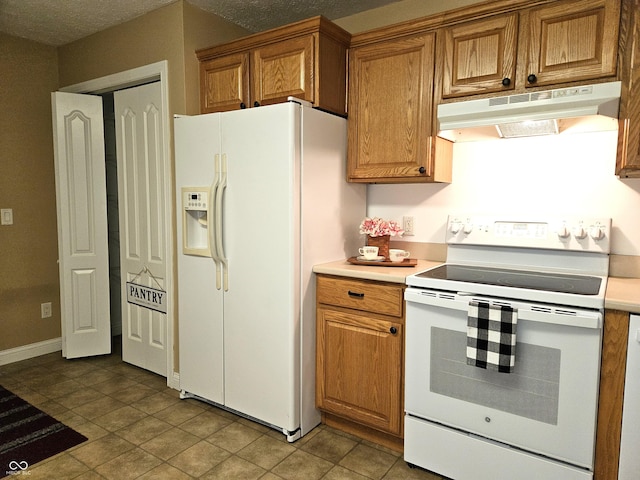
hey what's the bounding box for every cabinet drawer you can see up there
[316,276,404,318]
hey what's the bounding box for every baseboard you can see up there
[0,338,62,366]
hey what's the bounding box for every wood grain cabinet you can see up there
[595,309,631,480]
[440,13,519,98]
[315,275,405,447]
[347,32,452,183]
[616,0,640,177]
[197,16,350,115]
[439,0,621,99]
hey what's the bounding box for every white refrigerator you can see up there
[174,99,366,441]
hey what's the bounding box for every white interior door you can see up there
[114,83,168,377]
[51,92,111,359]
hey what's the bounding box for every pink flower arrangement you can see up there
[359,217,404,237]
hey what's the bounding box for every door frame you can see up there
[60,61,176,389]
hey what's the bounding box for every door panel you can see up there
[221,104,297,429]
[115,83,167,376]
[174,113,225,404]
[51,92,111,359]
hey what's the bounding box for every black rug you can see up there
[0,385,87,477]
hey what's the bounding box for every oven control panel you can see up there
[446,215,611,252]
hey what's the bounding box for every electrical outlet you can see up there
[403,216,414,236]
[41,302,52,319]
[1,209,13,225]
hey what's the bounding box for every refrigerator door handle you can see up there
[210,154,222,290]
[216,153,229,291]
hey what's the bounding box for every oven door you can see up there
[404,287,602,470]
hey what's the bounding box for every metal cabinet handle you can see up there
[501,77,511,86]
[348,290,364,298]
[390,326,398,334]
[418,166,426,174]
[527,74,538,84]
[240,102,246,109]
[254,101,261,107]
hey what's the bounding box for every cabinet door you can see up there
[441,13,518,98]
[348,33,436,182]
[200,53,250,113]
[616,0,640,177]
[316,307,403,435]
[251,35,314,106]
[525,0,620,87]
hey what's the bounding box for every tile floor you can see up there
[0,339,445,479]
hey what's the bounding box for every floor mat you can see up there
[0,385,87,478]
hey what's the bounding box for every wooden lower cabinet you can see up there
[595,309,630,480]
[315,274,405,450]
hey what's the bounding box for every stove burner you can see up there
[418,264,602,295]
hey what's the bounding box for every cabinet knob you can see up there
[501,77,511,86]
[527,74,538,84]
[254,101,261,107]
[389,327,397,335]
[418,166,426,174]
[240,102,247,109]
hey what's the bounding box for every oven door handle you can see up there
[404,288,601,329]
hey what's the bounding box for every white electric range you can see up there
[404,214,611,480]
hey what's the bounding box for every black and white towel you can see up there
[466,300,518,373]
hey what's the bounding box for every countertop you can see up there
[312,259,441,284]
[605,277,640,314]
[314,259,640,314]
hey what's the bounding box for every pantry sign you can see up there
[126,281,167,314]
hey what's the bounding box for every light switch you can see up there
[1,208,13,225]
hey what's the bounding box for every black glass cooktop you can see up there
[416,264,602,295]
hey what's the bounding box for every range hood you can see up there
[437,81,621,142]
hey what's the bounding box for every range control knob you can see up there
[463,222,474,234]
[590,224,605,240]
[557,225,570,238]
[450,221,462,234]
[573,225,587,239]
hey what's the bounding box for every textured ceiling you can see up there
[0,0,402,47]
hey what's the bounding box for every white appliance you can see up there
[174,99,366,441]
[404,214,611,480]
[437,81,621,141]
[619,314,640,479]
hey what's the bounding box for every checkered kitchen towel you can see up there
[467,300,518,373]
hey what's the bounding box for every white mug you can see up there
[389,249,410,262]
[358,245,379,260]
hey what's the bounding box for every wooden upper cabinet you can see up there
[348,32,452,183]
[525,0,620,88]
[200,53,250,112]
[197,16,350,115]
[441,13,519,99]
[251,35,314,106]
[616,0,640,177]
[439,0,620,99]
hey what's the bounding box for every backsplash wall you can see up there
[367,130,640,256]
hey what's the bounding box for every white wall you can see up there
[367,130,640,255]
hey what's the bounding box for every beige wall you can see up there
[0,33,60,350]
